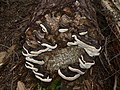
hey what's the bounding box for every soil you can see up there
[0,0,120,90]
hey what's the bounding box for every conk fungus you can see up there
[22,0,103,82]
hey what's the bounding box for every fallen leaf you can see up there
[0,51,7,66]
[16,81,27,90]
[6,45,16,59]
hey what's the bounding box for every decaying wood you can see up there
[21,0,103,89]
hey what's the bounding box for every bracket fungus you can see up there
[22,0,103,82]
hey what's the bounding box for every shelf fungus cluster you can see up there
[22,0,102,82]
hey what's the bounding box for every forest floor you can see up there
[0,0,120,90]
